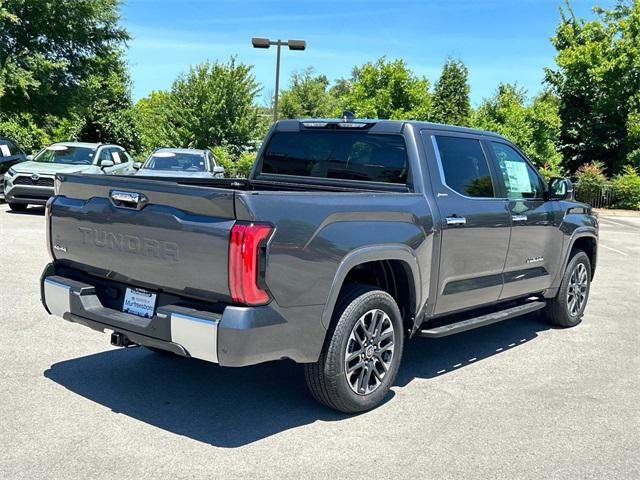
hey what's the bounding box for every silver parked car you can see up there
[134,148,225,178]
[3,142,134,211]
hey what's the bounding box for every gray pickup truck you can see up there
[41,118,598,413]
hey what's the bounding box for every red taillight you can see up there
[228,223,273,305]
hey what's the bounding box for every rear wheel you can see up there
[8,202,27,212]
[544,250,591,327]
[304,284,404,413]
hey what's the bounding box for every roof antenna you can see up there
[342,110,355,122]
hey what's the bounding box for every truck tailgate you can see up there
[50,174,236,301]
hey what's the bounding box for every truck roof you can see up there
[277,118,508,140]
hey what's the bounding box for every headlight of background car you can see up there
[7,167,17,177]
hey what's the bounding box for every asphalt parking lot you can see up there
[0,203,638,479]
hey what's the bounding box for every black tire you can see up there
[304,284,404,413]
[8,202,27,212]
[544,250,591,328]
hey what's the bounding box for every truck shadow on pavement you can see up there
[44,313,549,448]
[4,206,45,215]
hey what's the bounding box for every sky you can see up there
[120,0,614,106]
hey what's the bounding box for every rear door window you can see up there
[433,135,495,198]
[260,131,408,184]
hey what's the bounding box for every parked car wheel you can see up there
[304,284,404,413]
[8,202,28,212]
[544,250,591,328]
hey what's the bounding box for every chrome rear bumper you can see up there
[42,275,220,363]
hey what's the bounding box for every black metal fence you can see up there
[574,183,617,209]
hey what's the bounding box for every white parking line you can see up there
[599,244,628,256]
[599,218,640,230]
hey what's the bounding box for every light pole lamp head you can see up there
[287,39,306,51]
[252,37,271,49]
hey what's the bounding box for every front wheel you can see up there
[544,250,591,328]
[8,202,28,212]
[304,285,404,413]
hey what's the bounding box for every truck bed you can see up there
[50,173,425,307]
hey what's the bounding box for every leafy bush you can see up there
[212,146,256,178]
[538,162,566,183]
[611,166,640,210]
[0,113,50,154]
[574,161,608,204]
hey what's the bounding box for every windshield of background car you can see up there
[260,131,408,184]
[34,146,95,165]
[143,152,206,172]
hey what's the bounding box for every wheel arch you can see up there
[570,235,597,277]
[549,228,598,294]
[321,244,422,332]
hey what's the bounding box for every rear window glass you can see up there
[144,152,206,172]
[434,136,495,198]
[260,131,408,184]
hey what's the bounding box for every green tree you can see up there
[163,58,261,154]
[545,0,640,174]
[0,0,129,117]
[75,52,140,152]
[337,57,431,120]
[279,67,335,119]
[0,0,135,153]
[133,91,173,156]
[431,58,471,126]
[473,83,564,179]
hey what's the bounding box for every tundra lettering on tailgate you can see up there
[78,227,179,261]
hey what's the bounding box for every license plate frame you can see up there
[122,287,157,319]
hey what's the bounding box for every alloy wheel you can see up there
[344,309,395,395]
[567,262,588,317]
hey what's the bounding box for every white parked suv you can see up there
[3,142,134,211]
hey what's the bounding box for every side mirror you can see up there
[26,155,34,161]
[213,166,225,177]
[548,177,574,201]
[133,162,142,170]
[100,159,115,170]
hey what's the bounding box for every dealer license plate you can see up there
[123,287,157,318]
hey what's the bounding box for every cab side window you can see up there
[490,142,545,199]
[434,135,495,198]
[111,148,122,164]
[97,148,111,165]
[119,149,132,163]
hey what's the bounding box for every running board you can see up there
[417,301,546,338]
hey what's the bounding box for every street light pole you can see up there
[274,41,282,122]
[252,37,306,122]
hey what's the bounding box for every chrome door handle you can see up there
[446,217,466,226]
[511,214,528,222]
[110,190,147,210]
